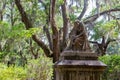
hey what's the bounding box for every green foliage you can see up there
[11,27,40,39]
[22,0,47,26]
[0,52,8,61]
[0,21,36,44]
[0,20,41,41]
[99,54,120,80]
[107,42,120,54]
[0,63,27,80]
[27,55,53,80]
[0,21,10,38]
[55,14,63,28]
[8,22,41,39]
[57,0,64,5]
[69,14,77,22]
[0,21,41,66]
[0,54,53,80]
[92,20,118,40]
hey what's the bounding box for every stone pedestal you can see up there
[55,51,107,80]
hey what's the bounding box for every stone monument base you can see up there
[55,51,106,80]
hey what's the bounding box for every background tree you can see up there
[0,0,120,79]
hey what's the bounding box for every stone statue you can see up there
[66,20,91,51]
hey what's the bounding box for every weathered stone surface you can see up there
[55,60,106,68]
[66,21,91,51]
[55,21,107,80]
[55,70,102,80]
[55,51,107,80]
[60,51,98,60]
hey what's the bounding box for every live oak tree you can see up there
[1,0,120,67]
[14,0,120,63]
[0,0,119,79]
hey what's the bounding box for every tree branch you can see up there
[90,38,118,56]
[84,8,120,24]
[32,35,52,57]
[61,0,69,51]
[15,0,32,29]
[105,39,117,49]
[89,41,99,44]
[43,24,53,51]
[15,0,52,57]
[39,0,53,51]
[77,0,89,20]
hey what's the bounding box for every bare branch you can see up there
[84,8,120,24]
[77,0,89,20]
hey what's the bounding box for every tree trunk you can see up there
[61,0,69,51]
[50,0,60,62]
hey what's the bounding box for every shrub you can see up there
[99,54,120,80]
[0,53,53,80]
[26,55,53,80]
[0,63,27,80]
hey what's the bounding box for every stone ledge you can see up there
[61,51,98,60]
[55,60,107,71]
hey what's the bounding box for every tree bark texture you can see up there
[61,0,69,51]
[50,0,60,62]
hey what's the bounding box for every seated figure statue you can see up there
[66,20,91,51]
